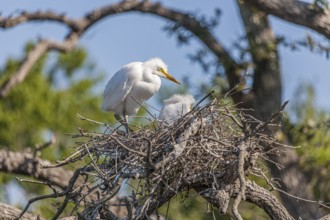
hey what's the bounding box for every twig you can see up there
[77,113,110,126]
[33,135,56,157]
[16,177,58,195]
[192,90,214,110]
[41,148,85,168]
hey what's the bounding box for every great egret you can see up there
[159,94,195,124]
[101,57,180,131]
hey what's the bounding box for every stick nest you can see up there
[43,98,284,219]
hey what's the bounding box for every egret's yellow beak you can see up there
[161,68,180,84]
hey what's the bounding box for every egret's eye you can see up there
[157,67,162,72]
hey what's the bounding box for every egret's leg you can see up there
[115,114,126,131]
[123,110,130,134]
[114,113,131,134]
[114,114,122,122]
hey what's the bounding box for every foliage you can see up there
[0,43,112,155]
[284,84,330,201]
[0,43,113,210]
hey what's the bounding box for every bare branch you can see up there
[244,0,330,39]
[0,37,77,98]
[0,40,47,97]
[0,149,73,190]
[0,202,45,220]
[0,11,80,30]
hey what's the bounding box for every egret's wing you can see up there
[101,62,142,112]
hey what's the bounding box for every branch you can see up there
[0,149,74,190]
[0,11,80,29]
[197,181,295,220]
[108,0,242,95]
[244,0,330,39]
[0,0,243,100]
[0,202,44,220]
[232,146,247,220]
[244,181,294,220]
[0,202,77,220]
[0,36,77,98]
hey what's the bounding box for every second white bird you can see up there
[159,94,196,124]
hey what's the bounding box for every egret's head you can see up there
[144,57,180,84]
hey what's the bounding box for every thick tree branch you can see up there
[0,202,77,220]
[0,0,243,100]
[244,181,294,220]
[0,149,74,190]
[0,202,44,220]
[244,0,330,39]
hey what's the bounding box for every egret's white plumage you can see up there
[159,94,196,124]
[101,58,180,119]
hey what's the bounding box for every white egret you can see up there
[159,94,196,124]
[101,57,180,131]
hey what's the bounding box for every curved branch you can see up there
[0,149,74,190]
[0,11,80,30]
[245,181,295,220]
[86,1,242,93]
[0,0,243,99]
[1,1,238,70]
[244,0,330,39]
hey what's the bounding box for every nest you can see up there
[43,98,284,219]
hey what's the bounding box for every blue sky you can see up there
[1,0,330,111]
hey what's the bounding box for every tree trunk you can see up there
[236,0,322,218]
